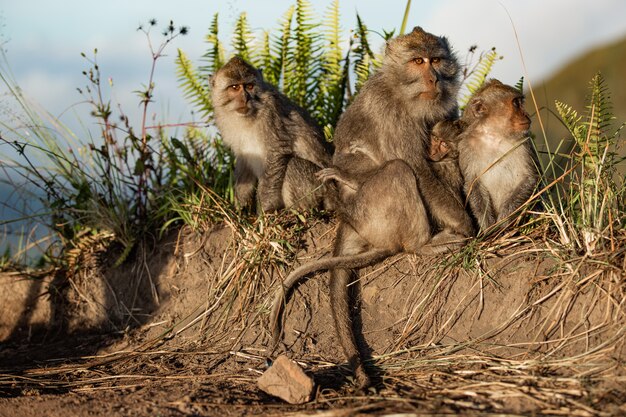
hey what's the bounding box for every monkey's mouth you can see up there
[236,106,251,115]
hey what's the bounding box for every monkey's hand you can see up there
[316,168,359,192]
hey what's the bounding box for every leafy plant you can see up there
[547,73,625,254]
[0,19,191,267]
[459,46,503,108]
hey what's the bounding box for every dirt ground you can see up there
[1,219,625,416]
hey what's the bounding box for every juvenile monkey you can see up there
[458,79,538,230]
[270,119,468,354]
[273,27,474,389]
[211,56,332,212]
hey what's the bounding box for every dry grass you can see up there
[1,206,624,415]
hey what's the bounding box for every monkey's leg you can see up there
[234,158,257,209]
[330,222,371,390]
[498,177,537,225]
[258,153,291,212]
[351,160,432,252]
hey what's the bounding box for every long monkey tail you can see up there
[269,248,394,351]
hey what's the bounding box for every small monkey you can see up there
[270,120,469,353]
[428,119,466,211]
[458,79,539,230]
[211,56,332,212]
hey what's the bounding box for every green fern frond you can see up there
[200,13,225,75]
[267,6,295,88]
[284,0,321,108]
[460,47,501,108]
[515,76,524,93]
[352,14,377,95]
[586,73,615,143]
[312,0,347,127]
[555,100,584,140]
[232,12,256,64]
[259,31,277,85]
[176,49,213,119]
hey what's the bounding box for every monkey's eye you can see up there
[229,84,241,91]
[431,57,441,64]
[245,83,254,91]
[512,97,524,108]
[413,57,425,65]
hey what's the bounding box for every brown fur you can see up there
[458,79,539,231]
[269,119,470,353]
[272,28,475,389]
[211,56,332,212]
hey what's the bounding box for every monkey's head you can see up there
[383,27,460,112]
[429,119,463,161]
[211,56,263,117]
[462,79,531,138]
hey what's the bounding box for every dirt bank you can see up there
[1,219,624,416]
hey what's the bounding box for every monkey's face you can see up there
[385,27,460,104]
[509,96,531,133]
[488,94,531,138]
[465,81,531,139]
[429,134,460,161]
[211,57,263,117]
[223,81,259,116]
[430,121,462,161]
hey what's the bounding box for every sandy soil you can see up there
[1,219,624,416]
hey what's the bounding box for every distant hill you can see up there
[530,34,626,167]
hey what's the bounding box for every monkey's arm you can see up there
[414,163,475,237]
[498,174,538,222]
[332,149,380,178]
[292,125,331,167]
[464,176,497,231]
[499,143,541,220]
[234,158,257,208]
[316,167,360,192]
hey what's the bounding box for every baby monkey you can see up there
[428,119,465,208]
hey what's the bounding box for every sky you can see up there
[1,0,625,137]
[1,0,625,258]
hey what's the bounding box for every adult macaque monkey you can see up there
[271,27,474,390]
[328,27,474,389]
[211,56,332,212]
[458,79,539,230]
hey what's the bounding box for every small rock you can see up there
[257,355,315,404]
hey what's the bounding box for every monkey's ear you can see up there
[439,36,451,51]
[468,98,486,118]
[209,74,216,88]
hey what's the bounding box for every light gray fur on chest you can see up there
[478,141,527,209]
[218,116,267,179]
